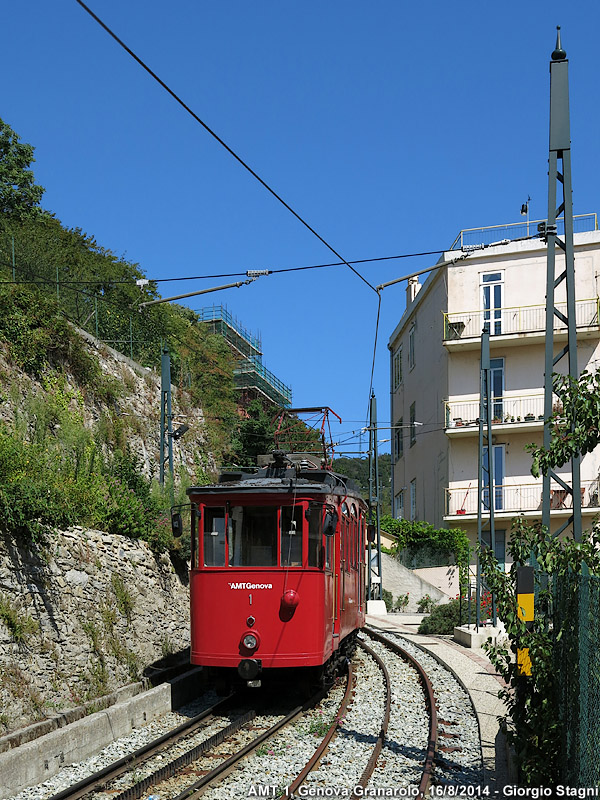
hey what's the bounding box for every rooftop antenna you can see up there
[520,195,532,236]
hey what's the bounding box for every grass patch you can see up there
[0,593,38,642]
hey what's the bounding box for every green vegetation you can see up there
[332,454,391,514]
[394,592,409,611]
[480,369,600,785]
[382,588,394,611]
[0,117,45,221]
[380,516,470,591]
[416,593,438,613]
[417,596,486,634]
[0,593,38,642]
[111,573,134,624]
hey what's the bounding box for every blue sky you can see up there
[4,1,600,456]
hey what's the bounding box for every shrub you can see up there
[417,595,489,634]
[417,594,438,613]
[394,592,409,611]
[382,589,394,611]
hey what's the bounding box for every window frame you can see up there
[408,324,416,370]
[393,345,403,390]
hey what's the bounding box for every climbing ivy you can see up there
[380,515,471,591]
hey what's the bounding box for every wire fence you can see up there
[553,571,600,787]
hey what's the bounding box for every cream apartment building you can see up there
[388,220,600,574]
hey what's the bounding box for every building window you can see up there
[410,403,416,446]
[408,324,416,369]
[394,418,403,460]
[393,346,403,390]
[394,490,404,520]
[481,272,503,335]
[490,357,504,420]
[410,479,416,521]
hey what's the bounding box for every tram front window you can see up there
[280,506,303,566]
[228,506,278,566]
[203,507,226,566]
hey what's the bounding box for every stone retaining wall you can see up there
[0,527,190,735]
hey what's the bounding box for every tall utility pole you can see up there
[477,324,497,628]
[159,347,174,486]
[367,391,383,601]
[541,27,581,543]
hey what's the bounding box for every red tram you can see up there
[184,451,367,691]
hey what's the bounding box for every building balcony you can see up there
[443,298,600,350]
[445,394,544,435]
[444,479,600,521]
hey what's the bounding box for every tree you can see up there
[0,118,45,222]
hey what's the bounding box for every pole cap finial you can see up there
[551,25,567,61]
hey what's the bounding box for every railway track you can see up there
[25,628,481,800]
[44,680,346,800]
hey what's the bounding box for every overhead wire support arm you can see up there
[138,278,259,309]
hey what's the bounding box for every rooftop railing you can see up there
[450,213,598,251]
[443,298,600,342]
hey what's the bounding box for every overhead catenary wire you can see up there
[74,0,378,296]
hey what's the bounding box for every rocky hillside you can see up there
[0,325,214,482]
[0,526,190,734]
[0,322,214,735]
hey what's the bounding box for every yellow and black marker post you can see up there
[516,566,534,675]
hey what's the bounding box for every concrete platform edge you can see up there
[0,667,204,799]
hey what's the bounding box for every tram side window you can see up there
[203,507,226,566]
[228,506,277,566]
[281,506,303,567]
[307,504,322,567]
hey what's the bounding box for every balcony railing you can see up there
[445,480,600,516]
[443,298,600,342]
[449,213,598,250]
[445,394,544,428]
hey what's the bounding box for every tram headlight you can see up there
[242,633,258,650]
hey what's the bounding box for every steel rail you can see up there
[171,702,308,800]
[276,664,355,799]
[47,693,239,800]
[364,626,438,797]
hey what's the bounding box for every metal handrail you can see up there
[443,297,600,341]
[445,479,600,515]
[445,393,545,427]
[449,213,597,250]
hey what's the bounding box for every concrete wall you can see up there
[390,270,449,527]
[0,668,203,799]
[380,553,451,611]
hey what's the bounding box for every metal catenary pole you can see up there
[159,347,174,486]
[371,392,383,601]
[477,324,497,629]
[541,27,581,544]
